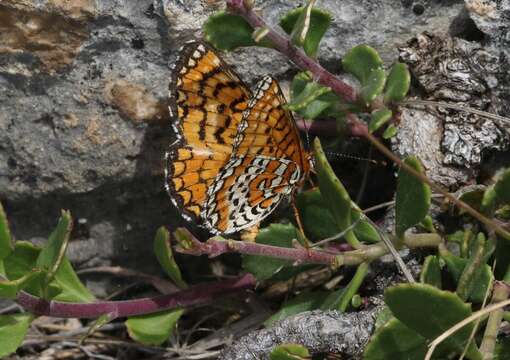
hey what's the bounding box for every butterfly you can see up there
[165,41,311,235]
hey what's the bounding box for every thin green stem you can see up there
[364,131,510,240]
[479,281,510,359]
[338,262,369,312]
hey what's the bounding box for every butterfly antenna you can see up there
[325,151,387,166]
[300,117,311,150]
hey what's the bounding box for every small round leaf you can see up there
[369,108,392,133]
[360,68,386,106]
[342,45,383,84]
[385,283,476,355]
[204,12,269,50]
[384,62,411,102]
[126,309,184,346]
[279,7,332,58]
[395,156,431,237]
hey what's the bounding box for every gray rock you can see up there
[220,309,379,359]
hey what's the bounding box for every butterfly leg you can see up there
[291,192,310,248]
[240,224,260,242]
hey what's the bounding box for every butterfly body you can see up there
[166,41,310,234]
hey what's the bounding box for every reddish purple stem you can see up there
[226,0,369,138]
[16,274,256,318]
[296,118,336,136]
[176,229,339,266]
[227,0,358,103]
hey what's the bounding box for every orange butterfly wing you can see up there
[234,76,310,172]
[202,76,310,233]
[165,42,251,222]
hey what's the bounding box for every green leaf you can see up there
[154,227,187,289]
[382,124,398,139]
[290,72,341,119]
[4,241,45,296]
[351,294,362,308]
[270,343,310,360]
[342,45,383,84]
[360,68,386,106]
[287,81,332,111]
[494,169,510,204]
[313,138,359,247]
[3,241,94,302]
[52,257,95,302]
[496,204,510,219]
[0,260,5,277]
[126,309,184,346]
[351,211,381,243]
[0,270,44,299]
[420,255,442,288]
[364,317,427,360]
[494,338,510,360]
[203,12,272,51]
[487,169,510,216]
[297,189,379,243]
[296,188,340,240]
[280,6,331,58]
[418,215,435,233]
[242,223,299,281]
[459,188,485,213]
[385,283,478,357]
[496,235,510,281]
[384,62,411,102]
[0,313,34,357]
[456,232,489,301]
[0,202,13,262]
[374,306,394,329]
[318,286,346,310]
[288,0,317,48]
[395,157,431,237]
[369,108,392,133]
[442,252,493,303]
[265,291,329,326]
[481,185,497,214]
[447,230,465,244]
[290,72,311,97]
[36,210,72,288]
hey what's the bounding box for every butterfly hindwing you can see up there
[202,155,301,234]
[233,75,309,173]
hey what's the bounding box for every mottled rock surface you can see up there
[221,309,378,360]
[396,33,510,188]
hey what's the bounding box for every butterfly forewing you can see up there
[166,42,251,222]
